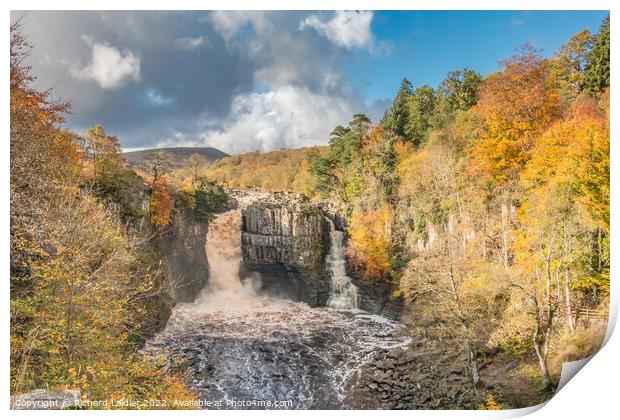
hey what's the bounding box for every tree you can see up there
[398,144,503,387]
[404,85,436,146]
[468,46,563,191]
[402,247,502,387]
[142,151,173,185]
[309,115,370,202]
[584,14,610,93]
[193,177,229,223]
[149,178,174,228]
[185,153,207,183]
[550,29,593,99]
[524,95,609,231]
[523,94,609,303]
[10,18,197,406]
[439,68,482,112]
[505,189,586,389]
[383,78,413,138]
[347,207,393,281]
[85,125,125,181]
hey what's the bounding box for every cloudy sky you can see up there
[12,10,607,154]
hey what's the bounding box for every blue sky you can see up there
[15,10,609,154]
[351,10,609,107]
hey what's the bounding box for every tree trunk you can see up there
[532,295,553,390]
[565,270,575,333]
[533,339,552,389]
[467,341,481,386]
[501,203,510,270]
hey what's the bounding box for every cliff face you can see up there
[156,206,209,303]
[240,202,331,306]
[349,273,403,319]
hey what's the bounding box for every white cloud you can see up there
[208,11,268,46]
[68,38,141,89]
[300,11,375,50]
[197,85,354,155]
[145,88,173,106]
[174,36,208,51]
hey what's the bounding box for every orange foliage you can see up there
[468,49,564,190]
[524,93,609,230]
[347,208,393,281]
[149,179,174,227]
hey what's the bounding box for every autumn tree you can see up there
[85,125,125,180]
[149,178,174,228]
[185,153,207,183]
[402,246,503,387]
[523,94,610,301]
[468,46,563,191]
[10,22,193,405]
[142,150,174,185]
[347,207,393,281]
[550,29,593,100]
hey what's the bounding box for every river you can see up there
[143,210,413,409]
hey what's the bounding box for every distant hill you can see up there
[203,146,327,196]
[122,147,229,169]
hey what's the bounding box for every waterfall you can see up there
[325,219,359,309]
[205,210,243,292]
[198,209,259,309]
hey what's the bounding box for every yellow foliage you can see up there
[347,207,393,281]
[478,394,503,410]
[524,95,609,230]
[201,147,324,197]
[469,51,564,190]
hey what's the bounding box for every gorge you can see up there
[144,192,416,409]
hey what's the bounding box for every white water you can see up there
[325,220,359,309]
[144,209,411,409]
[198,210,260,310]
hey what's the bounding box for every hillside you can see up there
[123,146,229,169]
[202,146,326,196]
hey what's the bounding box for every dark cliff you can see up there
[156,206,209,303]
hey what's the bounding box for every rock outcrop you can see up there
[156,206,210,303]
[349,273,404,319]
[240,201,331,306]
[229,190,403,315]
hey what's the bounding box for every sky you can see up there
[12,10,609,155]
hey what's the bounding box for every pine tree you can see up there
[584,14,610,92]
[383,78,413,138]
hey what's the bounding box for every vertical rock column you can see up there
[240,203,330,306]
